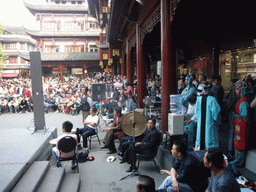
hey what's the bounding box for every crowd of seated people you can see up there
[0,72,142,116]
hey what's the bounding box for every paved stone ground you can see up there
[0,112,167,192]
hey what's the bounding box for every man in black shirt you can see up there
[158,141,208,192]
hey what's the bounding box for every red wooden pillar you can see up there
[213,41,220,76]
[84,64,87,79]
[86,40,88,52]
[136,24,146,108]
[121,52,126,77]
[100,28,104,44]
[161,0,176,133]
[109,46,114,77]
[60,64,64,83]
[126,41,133,85]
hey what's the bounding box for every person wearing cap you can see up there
[228,80,249,168]
[102,107,126,154]
[195,81,221,151]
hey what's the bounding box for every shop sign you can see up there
[71,68,83,75]
[193,60,207,69]
[104,68,112,73]
[52,67,68,71]
[52,67,60,71]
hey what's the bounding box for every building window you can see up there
[71,1,76,4]
[89,21,98,29]
[64,21,84,30]
[45,45,60,53]
[78,1,82,4]
[9,56,18,64]
[21,58,26,64]
[89,44,98,52]
[44,21,55,30]
[56,1,60,4]
[62,1,66,4]
[20,43,25,50]
[65,45,84,52]
[3,43,16,50]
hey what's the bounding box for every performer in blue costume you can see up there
[181,74,197,115]
[195,82,221,150]
[184,94,197,150]
[228,80,249,167]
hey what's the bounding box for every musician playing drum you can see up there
[102,107,126,154]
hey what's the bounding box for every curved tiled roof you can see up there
[23,0,89,15]
[3,25,26,35]
[0,34,36,44]
[20,52,100,61]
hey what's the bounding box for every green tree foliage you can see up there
[0,22,4,35]
[0,23,9,70]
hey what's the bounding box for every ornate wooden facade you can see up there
[104,0,256,132]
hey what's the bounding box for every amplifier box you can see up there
[168,113,184,135]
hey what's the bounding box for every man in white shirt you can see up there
[77,107,99,149]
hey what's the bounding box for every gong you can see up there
[122,111,147,137]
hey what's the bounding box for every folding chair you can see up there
[88,126,101,150]
[88,117,101,150]
[136,130,163,173]
[58,136,79,172]
[136,150,160,173]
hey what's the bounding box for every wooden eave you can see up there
[87,0,100,20]
[108,0,138,47]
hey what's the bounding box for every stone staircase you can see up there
[11,161,80,192]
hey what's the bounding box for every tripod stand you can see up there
[119,101,140,181]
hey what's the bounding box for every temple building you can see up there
[88,0,256,133]
[0,26,37,78]
[22,0,104,81]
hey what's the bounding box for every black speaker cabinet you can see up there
[30,51,45,130]
[91,83,106,102]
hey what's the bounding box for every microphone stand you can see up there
[119,100,140,181]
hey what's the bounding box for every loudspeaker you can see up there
[91,83,106,102]
[30,51,45,131]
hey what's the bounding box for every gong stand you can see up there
[119,100,140,181]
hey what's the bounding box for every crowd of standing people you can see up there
[179,73,256,169]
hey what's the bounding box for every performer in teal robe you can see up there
[195,82,221,150]
[181,74,197,115]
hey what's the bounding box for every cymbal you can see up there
[122,111,147,137]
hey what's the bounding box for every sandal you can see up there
[88,156,95,161]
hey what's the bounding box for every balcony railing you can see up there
[4,64,30,69]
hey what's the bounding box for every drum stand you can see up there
[119,101,140,181]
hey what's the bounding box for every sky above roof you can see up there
[0,0,47,30]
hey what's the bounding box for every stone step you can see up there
[245,149,256,174]
[59,174,80,192]
[12,161,50,192]
[37,167,65,192]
